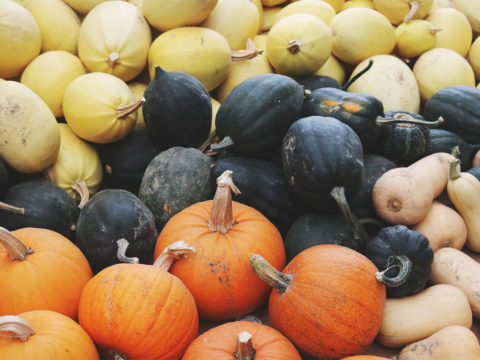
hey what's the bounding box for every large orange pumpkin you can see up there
[154,170,286,321]
[251,244,386,359]
[0,227,92,319]
[183,320,301,359]
[0,310,99,359]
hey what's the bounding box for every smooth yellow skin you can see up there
[62,0,107,15]
[329,8,396,65]
[128,82,147,128]
[143,0,218,31]
[451,0,480,33]
[251,0,263,33]
[471,37,480,81]
[63,72,137,144]
[373,0,434,25]
[273,0,336,26]
[0,0,41,79]
[426,8,472,57]
[148,27,232,92]
[394,19,439,59]
[290,0,345,12]
[13,0,81,54]
[78,1,152,82]
[413,48,475,103]
[341,0,375,10]
[260,6,282,33]
[266,13,333,77]
[429,0,455,12]
[21,51,86,118]
[313,54,346,85]
[48,124,103,202]
[0,81,60,174]
[209,97,220,141]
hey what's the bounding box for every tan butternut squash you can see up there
[412,201,467,251]
[377,284,472,348]
[398,325,480,359]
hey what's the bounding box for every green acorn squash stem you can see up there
[0,202,24,215]
[330,186,360,240]
[0,227,34,261]
[376,116,444,127]
[235,332,256,360]
[0,316,35,342]
[250,254,292,294]
[341,59,373,90]
[117,97,145,119]
[153,241,196,271]
[448,159,462,181]
[208,170,241,234]
[116,239,139,264]
[376,255,412,287]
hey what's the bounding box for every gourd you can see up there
[0,81,60,174]
[394,19,441,59]
[0,227,92,319]
[469,37,480,81]
[451,0,480,33]
[62,0,106,15]
[341,0,375,10]
[372,0,434,24]
[0,1,41,79]
[250,244,386,359]
[377,284,472,348]
[272,0,336,26]
[0,311,99,359]
[77,1,152,82]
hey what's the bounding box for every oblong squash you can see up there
[469,36,480,81]
[272,0,336,26]
[373,0,434,25]
[451,0,480,33]
[62,0,105,15]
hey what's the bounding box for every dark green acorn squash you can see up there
[210,157,307,237]
[296,75,340,93]
[0,180,79,240]
[424,85,480,144]
[96,128,163,195]
[365,225,434,298]
[75,188,158,274]
[138,146,214,230]
[142,66,212,148]
[214,73,304,158]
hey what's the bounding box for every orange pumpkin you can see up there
[0,310,99,359]
[154,170,286,321]
[251,244,386,359]
[0,227,92,319]
[182,320,302,359]
[78,245,199,360]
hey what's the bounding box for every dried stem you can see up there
[107,52,121,68]
[250,254,291,294]
[0,202,24,215]
[0,227,34,261]
[287,40,302,54]
[231,38,263,61]
[116,239,139,264]
[153,241,196,271]
[117,97,145,119]
[234,331,256,360]
[403,0,420,23]
[208,170,241,233]
[0,316,35,342]
[71,179,90,209]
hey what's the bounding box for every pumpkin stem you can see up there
[116,239,139,264]
[0,201,24,215]
[403,0,420,23]
[287,39,302,54]
[71,179,90,209]
[0,315,35,342]
[117,97,145,119]
[231,38,263,61]
[207,136,234,156]
[342,59,373,90]
[330,187,360,240]
[375,115,444,128]
[153,241,196,271]
[208,170,241,234]
[376,255,412,287]
[250,254,292,294]
[234,331,256,360]
[106,51,121,68]
[0,227,34,261]
[448,159,462,181]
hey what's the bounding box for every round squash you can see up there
[413,47,476,103]
[261,6,283,33]
[0,1,41,79]
[429,0,455,12]
[313,54,346,85]
[272,0,336,26]
[451,0,480,33]
[373,0,434,25]
[20,51,86,118]
[0,81,60,174]
[469,36,480,81]
[77,1,152,82]
[62,0,107,15]
[394,19,440,59]
[342,0,376,10]
[329,8,396,65]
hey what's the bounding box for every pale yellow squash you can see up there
[0,0,41,79]
[251,0,263,33]
[413,48,475,102]
[201,0,259,51]
[261,6,283,33]
[262,0,288,7]
[142,0,218,32]
[469,37,480,81]
[62,0,108,15]
[273,0,336,26]
[329,8,396,65]
[451,0,480,33]
[426,8,473,57]
[128,82,147,128]
[394,19,440,59]
[266,13,333,77]
[20,51,86,118]
[63,72,141,144]
[209,97,221,143]
[126,0,143,7]
[13,0,81,54]
[45,124,103,207]
[373,0,434,24]
[429,0,454,12]
[291,0,345,12]
[313,55,346,85]
[77,1,152,82]
[0,81,60,173]
[342,0,375,10]
[348,54,420,112]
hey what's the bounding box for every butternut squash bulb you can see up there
[272,0,336,26]
[77,1,152,82]
[469,37,480,81]
[451,0,480,33]
[44,124,103,207]
[373,0,434,25]
[266,13,333,77]
[0,81,60,174]
[329,8,396,65]
[142,0,218,31]
[394,19,440,59]
[20,50,86,118]
[0,0,41,79]
[63,72,142,144]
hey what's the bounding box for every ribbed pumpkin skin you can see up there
[0,310,99,360]
[182,320,301,359]
[78,263,198,360]
[154,200,285,321]
[269,244,386,359]
[0,228,92,319]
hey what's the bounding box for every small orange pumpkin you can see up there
[0,227,92,319]
[251,244,386,359]
[154,170,286,321]
[0,310,99,359]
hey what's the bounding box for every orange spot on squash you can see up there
[323,100,339,107]
[342,103,363,113]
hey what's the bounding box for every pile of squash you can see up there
[2,0,480,359]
